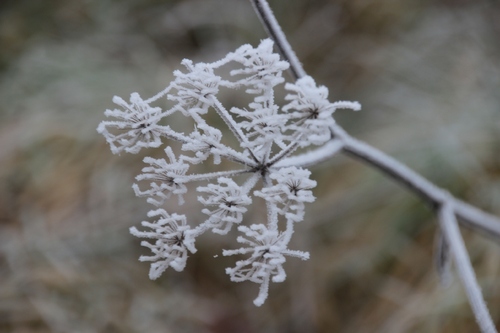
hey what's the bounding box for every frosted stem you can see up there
[145,83,174,103]
[158,128,190,144]
[249,0,306,80]
[268,137,302,166]
[329,122,500,239]
[434,230,452,287]
[251,0,500,238]
[262,173,279,231]
[438,203,497,333]
[242,172,261,192]
[273,139,344,168]
[209,95,260,163]
[180,169,251,183]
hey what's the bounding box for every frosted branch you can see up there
[249,0,306,80]
[96,0,500,318]
[329,122,500,238]
[438,203,497,333]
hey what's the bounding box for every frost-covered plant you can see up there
[98,0,500,330]
[98,37,358,306]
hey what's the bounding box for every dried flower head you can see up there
[98,39,359,306]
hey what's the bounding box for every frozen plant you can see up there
[98,37,359,306]
[98,0,500,331]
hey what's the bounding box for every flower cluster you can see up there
[98,39,360,306]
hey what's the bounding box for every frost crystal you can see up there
[98,39,360,306]
[97,93,167,154]
[284,76,361,147]
[129,209,196,279]
[255,167,317,222]
[197,177,252,235]
[224,224,309,306]
[133,147,189,206]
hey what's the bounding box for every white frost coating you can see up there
[97,93,167,154]
[229,38,289,94]
[255,167,316,223]
[197,177,252,235]
[274,139,344,168]
[97,39,350,305]
[452,199,500,238]
[170,59,221,117]
[439,204,497,333]
[133,147,189,206]
[250,0,306,79]
[331,120,500,237]
[434,231,453,288]
[284,76,360,147]
[181,124,223,165]
[223,224,309,306]
[129,209,196,279]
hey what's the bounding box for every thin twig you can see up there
[438,203,497,333]
[179,169,252,183]
[273,138,344,168]
[434,230,452,287]
[249,0,306,80]
[267,138,301,166]
[209,95,260,163]
[250,0,500,329]
[248,0,500,239]
[330,122,500,239]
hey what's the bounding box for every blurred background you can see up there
[1,0,500,332]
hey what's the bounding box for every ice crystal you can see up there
[98,39,360,306]
[223,224,309,306]
[197,177,252,235]
[97,93,167,154]
[283,76,361,147]
[133,147,189,206]
[129,209,196,279]
[255,167,317,222]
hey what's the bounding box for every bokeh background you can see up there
[1,0,500,332]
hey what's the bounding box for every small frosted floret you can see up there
[223,224,309,306]
[169,60,221,116]
[284,76,361,147]
[129,209,197,279]
[197,177,252,235]
[181,124,223,165]
[231,101,286,150]
[97,93,166,154]
[255,167,317,222]
[230,39,290,94]
[133,147,189,206]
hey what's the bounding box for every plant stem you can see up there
[250,1,500,326]
[180,169,252,183]
[330,122,500,239]
[210,95,260,163]
[249,0,306,80]
[249,0,500,240]
[438,203,497,333]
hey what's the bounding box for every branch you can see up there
[273,138,344,168]
[249,0,306,80]
[330,122,500,239]
[250,0,500,328]
[209,95,260,163]
[438,203,497,333]
[179,169,252,183]
[249,0,500,240]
